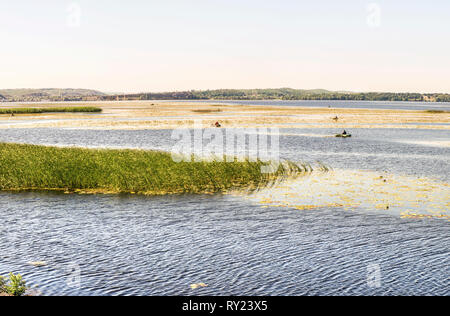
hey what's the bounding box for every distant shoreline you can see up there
[1,99,448,113]
[3,99,449,104]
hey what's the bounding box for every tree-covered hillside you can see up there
[103,89,450,102]
[0,89,105,102]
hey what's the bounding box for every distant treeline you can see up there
[1,88,449,102]
[103,89,450,102]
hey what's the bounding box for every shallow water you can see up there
[2,99,449,111]
[0,127,449,296]
[173,100,450,111]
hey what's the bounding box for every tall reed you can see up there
[0,107,102,114]
[0,143,305,195]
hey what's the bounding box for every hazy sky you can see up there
[0,0,449,93]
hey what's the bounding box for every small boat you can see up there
[335,134,352,138]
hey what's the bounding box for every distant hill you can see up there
[0,88,105,102]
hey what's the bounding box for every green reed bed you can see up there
[424,110,449,114]
[0,107,102,114]
[0,143,304,195]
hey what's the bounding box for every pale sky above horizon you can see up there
[0,0,449,93]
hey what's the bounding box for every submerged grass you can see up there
[0,107,102,114]
[0,143,305,195]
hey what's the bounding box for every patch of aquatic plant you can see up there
[424,110,447,114]
[0,107,102,114]
[0,143,305,195]
[191,109,223,113]
[0,273,28,297]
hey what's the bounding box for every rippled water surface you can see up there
[0,127,449,296]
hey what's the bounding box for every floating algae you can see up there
[28,261,47,267]
[190,283,208,290]
[242,169,450,220]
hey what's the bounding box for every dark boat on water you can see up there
[336,130,352,138]
[336,134,352,138]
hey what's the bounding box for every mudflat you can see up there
[0,101,448,130]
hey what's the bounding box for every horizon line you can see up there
[1,87,449,95]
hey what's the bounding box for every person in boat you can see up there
[342,130,348,135]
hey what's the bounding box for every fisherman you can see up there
[342,130,348,135]
[215,121,222,128]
